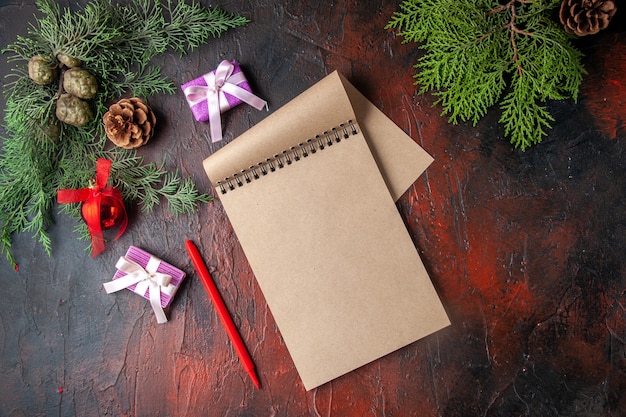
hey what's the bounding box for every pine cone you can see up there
[103,98,156,149]
[559,0,617,36]
[56,52,82,68]
[56,94,94,127]
[63,68,98,99]
[28,55,58,85]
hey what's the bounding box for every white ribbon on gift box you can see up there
[103,255,176,324]
[182,60,268,142]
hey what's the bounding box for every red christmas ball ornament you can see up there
[80,183,127,230]
[100,197,126,230]
[58,159,128,257]
[97,196,122,229]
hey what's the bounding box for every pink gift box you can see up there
[111,246,185,308]
[181,60,252,123]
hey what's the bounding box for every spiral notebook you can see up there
[202,71,450,390]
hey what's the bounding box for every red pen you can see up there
[185,240,261,389]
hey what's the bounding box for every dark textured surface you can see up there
[1,1,625,416]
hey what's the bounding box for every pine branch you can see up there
[387,0,585,149]
[499,74,555,149]
[109,66,176,99]
[109,155,213,215]
[0,0,247,265]
[164,0,250,54]
[154,171,213,216]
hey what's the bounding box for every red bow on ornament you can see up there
[57,158,127,257]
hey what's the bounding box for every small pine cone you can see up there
[103,97,156,149]
[63,68,98,99]
[559,0,617,36]
[28,55,58,85]
[56,94,94,127]
[56,52,82,68]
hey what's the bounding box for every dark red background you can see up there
[1,1,625,416]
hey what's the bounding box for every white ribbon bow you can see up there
[183,60,268,142]
[104,255,174,324]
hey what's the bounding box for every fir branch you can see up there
[109,66,176,99]
[157,172,212,216]
[110,156,213,214]
[387,0,586,149]
[0,0,246,265]
[499,73,554,149]
[108,0,169,64]
[164,0,250,53]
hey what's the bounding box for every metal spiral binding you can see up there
[217,120,358,194]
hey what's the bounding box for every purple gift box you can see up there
[181,60,252,123]
[110,246,185,308]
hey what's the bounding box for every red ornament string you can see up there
[57,158,127,257]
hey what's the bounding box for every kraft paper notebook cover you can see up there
[202,71,450,390]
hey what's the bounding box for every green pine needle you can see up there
[387,0,586,149]
[0,0,245,265]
